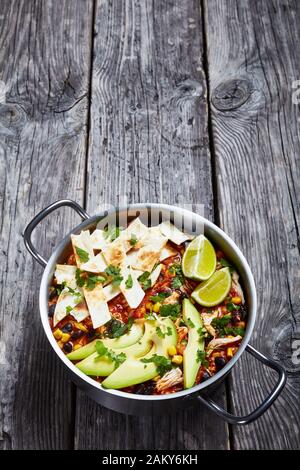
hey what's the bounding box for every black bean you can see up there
[87,329,96,339]
[232,310,241,325]
[48,304,56,317]
[63,342,73,353]
[201,371,211,382]
[62,322,73,333]
[71,330,84,340]
[49,287,57,300]
[215,356,226,371]
[239,305,247,320]
[134,381,156,395]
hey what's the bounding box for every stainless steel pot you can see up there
[24,199,286,425]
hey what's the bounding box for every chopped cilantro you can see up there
[138,271,151,290]
[106,318,134,339]
[156,326,172,339]
[220,258,234,273]
[103,225,123,241]
[149,292,170,303]
[171,277,184,289]
[105,265,123,286]
[65,305,73,314]
[226,302,240,311]
[95,340,127,368]
[125,274,133,289]
[224,326,245,337]
[85,275,106,291]
[211,314,232,330]
[75,268,85,287]
[141,354,172,376]
[186,318,195,328]
[159,303,181,320]
[145,313,155,321]
[129,233,138,246]
[196,349,208,366]
[75,246,89,263]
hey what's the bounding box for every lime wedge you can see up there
[182,235,216,281]
[191,268,231,307]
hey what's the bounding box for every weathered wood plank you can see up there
[204,0,300,450]
[75,0,229,450]
[0,0,93,449]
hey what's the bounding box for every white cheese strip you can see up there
[159,245,178,261]
[54,265,77,286]
[90,229,107,250]
[125,226,167,271]
[103,282,121,302]
[71,300,90,322]
[102,237,127,267]
[159,221,193,245]
[120,266,145,309]
[71,231,94,268]
[83,284,111,328]
[80,253,107,273]
[53,288,83,326]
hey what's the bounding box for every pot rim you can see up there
[39,203,257,401]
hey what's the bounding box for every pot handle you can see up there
[197,344,286,425]
[23,199,90,268]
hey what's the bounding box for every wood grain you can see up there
[204,0,300,450]
[0,0,93,449]
[74,0,229,450]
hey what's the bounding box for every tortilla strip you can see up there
[126,227,168,272]
[159,244,178,261]
[119,267,145,309]
[53,288,83,326]
[80,253,107,273]
[159,221,193,245]
[71,231,94,268]
[90,229,107,250]
[101,237,127,267]
[82,284,111,328]
[54,265,77,286]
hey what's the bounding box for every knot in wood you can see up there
[211,79,251,111]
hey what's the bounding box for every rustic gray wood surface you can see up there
[0,0,299,450]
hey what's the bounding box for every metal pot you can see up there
[24,199,286,425]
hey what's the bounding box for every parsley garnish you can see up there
[63,283,83,301]
[141,354,172,376]
[125,274,133,289]
[149,292,170,303]
[129,233,138,246]
[145,313,155,320]
[66,305,73,314]
[211,314,245,337]
[105,265,123,286]
[75,246,89,263]
[138,271,151,290]
[103,225,123,242]
[95,340,127,368]
[159,303,181,320]
[224,326,245,337]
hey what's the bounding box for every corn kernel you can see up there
[237,321,246,329]
[57,341,64,349]
[152,302,161,313]
[74,322,88,333]
[139,307,146,315]
[53,329,63,340]
[172,354,183,365]
[232,296,242,305]
[146,302,153,311]
[61,333,71,343]
[227,347,234,358]
[168,345,177,356]
[153,375,160,382]
[73,344,82,351]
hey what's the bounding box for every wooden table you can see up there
[1,0,299,450]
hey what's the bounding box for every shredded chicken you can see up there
[207,335,242,356]
[162,291,180,305]
[201,310,219,337]
[156,368,183,392]
[232,271,245,304]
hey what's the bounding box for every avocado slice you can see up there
[182,299,205,389]
[76,322,156,376]
[67,323,144,361]
[101,317,177,389]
